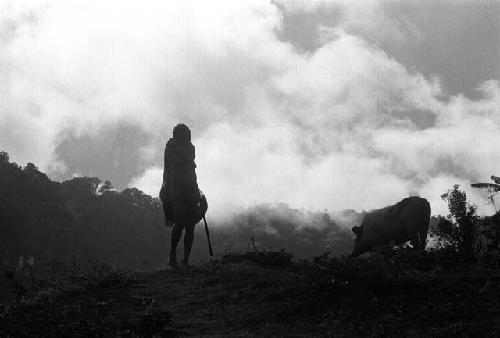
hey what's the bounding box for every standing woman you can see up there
[161,124,199,268]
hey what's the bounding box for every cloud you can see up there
[1,1,499,221]
[277,0,500,99]
[276,0,422,48]
[128,166,163,200]
[0,0,288,172]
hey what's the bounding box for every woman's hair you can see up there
[173,123,191,141]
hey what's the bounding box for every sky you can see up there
[1,0,499,219]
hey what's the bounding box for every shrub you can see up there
[436,185,479,258]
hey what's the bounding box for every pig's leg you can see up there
[406,223,421,250]
[410,231,426,250]
[418,230,428,250]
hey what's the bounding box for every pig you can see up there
[351,196,431,257]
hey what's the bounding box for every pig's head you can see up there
[351,222,372,257]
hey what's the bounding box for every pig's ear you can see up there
[352,226,362,236]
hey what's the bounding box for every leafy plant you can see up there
[437,185,479,258]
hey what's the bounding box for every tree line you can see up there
[3,148,497,272]
[0,151,354,271]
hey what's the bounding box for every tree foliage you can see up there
[437,185,479,258]
[0,151,353,270]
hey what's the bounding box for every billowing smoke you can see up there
[1,1,499,221]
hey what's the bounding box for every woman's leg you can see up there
[169,223,183,267]
[170,202,188,267]
[183,222,195,265]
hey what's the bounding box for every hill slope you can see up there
[2,251,500,337]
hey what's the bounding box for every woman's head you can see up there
[173,123,191,144]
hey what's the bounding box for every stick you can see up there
[203,216,214,257]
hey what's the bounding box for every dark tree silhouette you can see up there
[438,185,479,258]
[0,151,354,271]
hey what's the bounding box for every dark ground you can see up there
[2,250,500,337]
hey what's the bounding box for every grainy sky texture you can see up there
[1,0,499,217]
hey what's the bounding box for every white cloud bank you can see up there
[2,1,500,220]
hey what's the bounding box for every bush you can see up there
[436,185,479,259]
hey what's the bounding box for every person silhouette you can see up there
[161,124,200,268]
